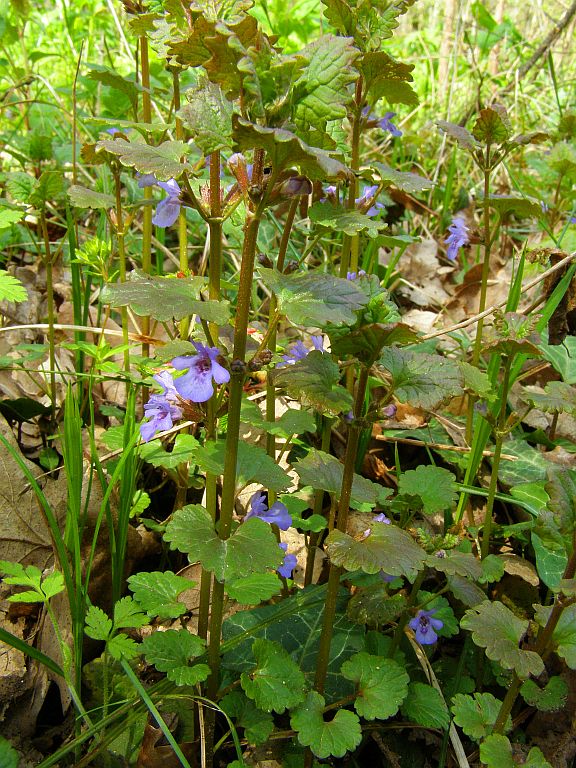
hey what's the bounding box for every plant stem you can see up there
[314,366,369,694]
[304,416,332,587]
[40,210,57,423]
[339,77,363,278]
[139,34,153,359]
[112,166,131,377]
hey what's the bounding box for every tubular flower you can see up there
[140,394,183,442]
[408,609,443,645]
[245,492,292,531]
[356,185,384,217]
[445,214,469,261]
[138,174,182,228]
[278,335,325,367]
[278,543,297,579]
[172,342,230,402]
[362,107,403,137]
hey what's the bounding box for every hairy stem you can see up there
[40,211,57,422]
[139,34,153,359]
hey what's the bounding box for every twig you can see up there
[375,434,517,461]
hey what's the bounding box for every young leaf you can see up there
[479,734,515,767]
[397,465,457,514]
[96,138,192,180]
[102,270,230,324]
[526,381,576,416]
[534,603,576,669]
[225,574,283,605]
[0,736,19,768]
[472,106,511,144]
[220,691,275,745]
[524,748,553,768]
[193,440,291,492]
[325,523,427,579]
[0,271,27,304]
[272,351,353,415]
[379,348,463,409]
[545,467,576,536]
[178,80,235,155]
[291,691,362,758]
[427,550,483,581]
[461,601,544,679]
[341,652,409,720]
[294,449,385,507]
[108,634,141,661]
[141,628,206,685]
[67,185,115,209]
[401,682,450,729]
[520,676,568,712]
[113,596,149,629]
[40,571,65,600]
[0,209,23,230]
[128,570,192,619]
[164,505,283,581]
[372,162,434,194]
[360,51,417,105]
[139,434,200,470]
[451,692,511,741]
[85,605,113,642]
[437,120,479,150]
[309,201,386,238]
[241,638,306,713]
[347,586,407,627]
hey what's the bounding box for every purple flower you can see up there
[445,214,469,261]
[138,174,181,227]
[171,342,230,402]
[279,175,313,197]
[278,543,297,578]
[569,215,576,224]
[346,270,367,280]
[408,609,443,645]
[382,403,397,418]
[245,492,292,530]
[356,185,384,217]
[153,370,179,399]
[379,572,396,583]
[140,394,183,442]
[373,513,391,524]
[362,107,403,137]
[278,336,325,366]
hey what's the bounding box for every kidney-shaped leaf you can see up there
[241,638,306,713]
[291,691,362,758]
[96,138,192,180]
[341,652,409,720]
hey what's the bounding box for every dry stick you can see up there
[457,0,576,125]
[375,434,517,460]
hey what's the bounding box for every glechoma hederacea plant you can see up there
[0,0,575,765]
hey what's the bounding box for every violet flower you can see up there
[278,543,297,579]
[138,174,182,228]
[445,214,469,261]
[362,107,403,137]
[346,270,367,280]
[140,394,183,442]
[172,342,230,402]
[245,492,292,531]
[356,185,384,217]
[408,609,443,645]
[279,336,325,367]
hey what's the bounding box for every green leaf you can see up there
[437,120,479,150]
[510,482,549,516]
[398,465,457,514]
[461,601,544,679]
[379,348,463,409]
[447,574,487,606]
[96,139,192,181]
[360,51,417,105]
[5,172,35,203]
[141,629,206,684]
[520,676,568,712]
[0,209,23,230]
[291,691,361,758]
[29,171,63,208]
[372,162,434,194]
[259,268,367,327]
[496,438,549,487]
[347,586,407,627]
[0,397,51,423]
[0,736,19,768]
[331,323,419,366]
[479,554,505,584]
[479,734,515,767]
[164,505,283,582]
[527,381,576,415]
[241,639,306,713]
[102,270,230,324]
[232,117,351,181]
[401,682,450,729]
[178,80,235,155]
[309,201,386,238]
[293,34,358,129]
[472,106,511,144]
[428,550,483,581]
[108,634,141,660]
[40,571,65,600]
[325,523,427,579]
[85,605,113,642]
[113,596,148,629]
[539,337,576,384]
[487,195,542,219]
[459,361,496,400]
[86,64,141,111]
[545,467,576,536]
[193,440,291,492]
[128,570,192,619]
[341,652,408,720]
[294,449,385,507]
[531,531,567,589]
[139,434,200,470]
[220,691,275,745]
[225,574,282,604]
[272,351,353,415]
[451,692,511,741]
[265,409,316,437]
[67,185,115,209]
[534,603,576,669]
[525,747,553,767]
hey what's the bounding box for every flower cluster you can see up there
[245,493,296,579]
[445,214,469,261]
[138,174,182,228]
[139,371,183,442]
[278,335,325,366]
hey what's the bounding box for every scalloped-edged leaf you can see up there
[193,440,291,492]
[479,734,515,767]
[331,323,419,365]
[510,131,549,146]
[84,605,112,641]
[320,0,354,36]
[113,596,148,629]
[398,465,457,514]
[29,171,63,208]
[524,748,554,767]
[220,691,274,745]
[325,523,427,579]
[446,574,486,606]
[373,162,434,194]
[341,652,408,720]
[545,467,576,536]
[272,351,353,415]
[101,270,230,324]
[67,185,115,209]
[225,573,282,604]
[95,138,192,181]
[86,64,141,111]
[308,201,386,237]
[164,505,283,581]
[527,381,576,415]
[232,117,351,181]
[379,348,463,409]
[291,691,362,758]
[294,449,386,507]
[108,634,141,660]
[401,682,450,729]
[487,195,542,219]
[520,676,568,712]
[293,34,358,129]
[222,585,364,700]
[141,628,207,685]
[178,80,235,155]
[241,638,306,713]
[347,586,407,627]
[127,570,192,619]
[539,338,576,384]
[459,360,496,400]
[428,550,482,580]
[472,106,511,144]
[259,268,367,327]
[0,209,24,229]
[360,51,417,104]
[437,120,479,150]
[461,601,544,679]
[534,603,576,668]
[139,434,200,470]
[451,692,511,741]
[0,272,27,304]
